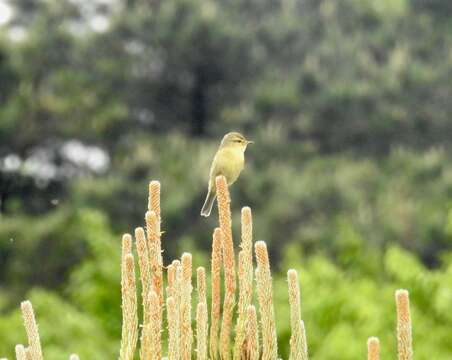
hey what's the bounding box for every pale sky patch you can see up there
[0,1,12,26]
[90,15,109,32]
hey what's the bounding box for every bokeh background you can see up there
[1,0,452,358]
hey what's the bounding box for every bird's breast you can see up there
[214,148,245,185]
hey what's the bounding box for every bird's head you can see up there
[220,132,253,151]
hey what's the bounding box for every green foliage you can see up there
[67,209,122,337]
[0,289,115,359]
[0,208,87,295]
[275,245,452,359]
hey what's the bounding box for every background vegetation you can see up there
[0,0,452,358]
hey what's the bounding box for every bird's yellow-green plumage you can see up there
[201,132,252,217]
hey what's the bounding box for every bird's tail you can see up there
[201,190,216,217]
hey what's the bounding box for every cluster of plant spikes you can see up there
[8,176,414,360]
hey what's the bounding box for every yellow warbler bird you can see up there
[200,132,253,217]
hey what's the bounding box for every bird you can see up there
[200,132,253,217]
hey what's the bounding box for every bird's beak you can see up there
[246,140,254,145]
